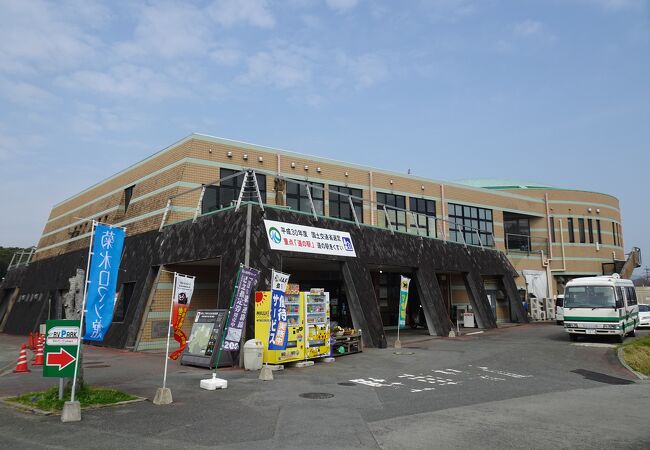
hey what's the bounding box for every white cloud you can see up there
[207,0,275,28]
[581,0,645,11]
[210,44,244,67]
[0,0,101,75]
[0,78,56,107]
[514,20,544,37]
[57,64,182,99]
[338,52,389,89]
[326,0,360,14]
[239,44,314,89]
[115,2,213,60]
[71,104,142,136]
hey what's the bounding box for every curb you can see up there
[0,396,147,416]
[616,347,648,381]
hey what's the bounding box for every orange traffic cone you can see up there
[33,336,44,366]
[13,344,31,373]
[27,332,34,350]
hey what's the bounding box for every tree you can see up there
[0,247,25,279]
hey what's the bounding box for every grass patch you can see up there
[621,334,650,376]
[7,385,137,412]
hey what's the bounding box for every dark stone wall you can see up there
[1,204,526,348]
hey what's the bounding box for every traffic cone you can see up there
[13,344,30,373]
[33,336,44,366]
[28,332,34,350]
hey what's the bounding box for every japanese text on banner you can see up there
[398,276,411,329]
[268,270,290,350]
[223,266,261,351]
[169,274,195,360]
[84,223,126,342]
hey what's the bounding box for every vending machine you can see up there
[304,289,331,360]
[255,285,331,363]
[254,286,304,364]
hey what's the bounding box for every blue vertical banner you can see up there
[268,270,290,350]
[84,223,126,341]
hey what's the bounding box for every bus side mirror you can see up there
[615,299,624,309]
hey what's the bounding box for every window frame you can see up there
[578,218,586,244]
[567,218,575,243]
[409,197,436,237]
[286,179,324,215]
[448,203,494,247]
[376,192,407,232]
[329,185,363,223]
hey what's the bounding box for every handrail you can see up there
[158,167,496,247]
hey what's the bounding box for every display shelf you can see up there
[331,332,362,356]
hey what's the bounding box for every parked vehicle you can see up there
[638,304,650,328]
[563,275,639,343]
[555,294,564,325]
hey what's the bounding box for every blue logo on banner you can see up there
[342,237,354,252]
[84,223,126,342]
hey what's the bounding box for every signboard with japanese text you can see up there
[264,220,356,257]
[84,223,126,341]
[398,276,411,329]
[223,266,261,352]
[180,309,233,368]
[44,319,80,378]
[169,274,195,360]
[268,270,290,350]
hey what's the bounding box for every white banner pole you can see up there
[70,220,97,403]
[162,272,178,390]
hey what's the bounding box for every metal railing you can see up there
[7,246,37,271]
[505,233,548,255]
[158,168,496,249]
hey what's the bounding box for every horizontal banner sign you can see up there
[264,220,356,257]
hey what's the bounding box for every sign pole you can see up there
[62,221,96,422]
[153,272,177,405]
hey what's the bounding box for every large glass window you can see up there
[550,217,556,243]
[202,169,266,214]
[612,222,618,246]
[287,180,324,215]
[596,219,602,244]
[409,197,436,237]
[448,203,494,246]
[578,218,586,243]
[588,218,594,244]
[567,218,575,243]
[329,185,363,223]
[564,286,615,308]
[376,192,407,232]
[504,214,530,251]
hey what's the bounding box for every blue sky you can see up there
[0,0,648,274]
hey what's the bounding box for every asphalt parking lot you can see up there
[1,323,648,449]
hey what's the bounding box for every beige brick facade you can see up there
[33,134,626,297]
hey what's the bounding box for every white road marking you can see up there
[571,343,616,348]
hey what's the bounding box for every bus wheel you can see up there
[616,334,625,343]
[628,329,635,338]
[569,334,578,342]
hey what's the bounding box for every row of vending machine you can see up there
[254,284,331,364]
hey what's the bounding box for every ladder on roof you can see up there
[235,170,265,212]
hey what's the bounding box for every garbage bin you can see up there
[243,339,263,371]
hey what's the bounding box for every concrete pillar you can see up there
[500,274,528,323]
[414,266,451,336]
[462,271,497,329]
[341,260,386,348]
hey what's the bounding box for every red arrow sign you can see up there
[46,348,75,370]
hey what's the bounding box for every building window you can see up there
[329,185,363,223]
[504,214,530,251]
[550,217,556,243]
[202,169,267,214]
[287,180,324,215]
[409,197,436,237]
[567,217,575,243]
[587,218,594,244]
[124,185,135,213]
[596,219,602,244]
[612,222,618,246]
[448,203,494,246]
[113,282,135,322]
[578,218,586,243]
[376,192,407,232]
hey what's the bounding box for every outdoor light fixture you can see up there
[317,167,321,173]
[258,156,263,162]
[243,154,248,160]
[304,165,309,171]
[421,185,425,190]
[345,171,349,177]
[390,179,394,185]
[596,208,600,214]
[588,207,592,213]
[227,151,232,158]
[291,162,296,168]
